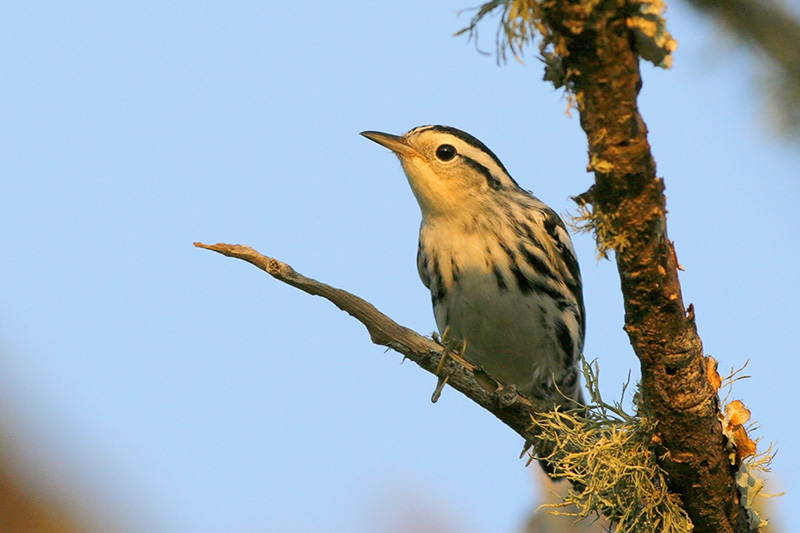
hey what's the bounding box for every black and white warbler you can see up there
[361,125,585,411]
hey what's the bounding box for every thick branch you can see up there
[193,242,554,441]
[542,4,750,532]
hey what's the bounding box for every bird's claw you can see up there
[431,375,449,403]
[431,332,467,403]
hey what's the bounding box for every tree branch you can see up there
[197,242,720,529]
[193,242,555,441]
[540,2,751,531]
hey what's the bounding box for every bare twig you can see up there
[198,240,722,529]
[193,242,554,440]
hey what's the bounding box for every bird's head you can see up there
[361,125,520,219]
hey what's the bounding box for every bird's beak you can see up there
[360,130,418,157]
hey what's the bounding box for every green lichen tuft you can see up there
[526,359,693,531]
[456,0,677,76]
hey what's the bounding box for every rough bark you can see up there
[542,3,751,531]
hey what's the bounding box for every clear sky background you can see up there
[1,2,798,532]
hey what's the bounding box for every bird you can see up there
[360,125,585,413]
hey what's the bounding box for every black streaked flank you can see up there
[543,210,561,240]
[492,264,508,290]
[555,320,576,366]
[417,246,431,288]
[542,209,584,328]
[556,299,573,312]
[553,241,581,288]
[513,218,546,253]
[450,256,460,283]
[430,253,447,305]
[562,251,581,286]
[509,261,534,295]
[498,239,515,260]
[570,282,586,335]
[543,210,580,283]
[517,242,557,282]
[529,277,569,303]
[506,242,568,301]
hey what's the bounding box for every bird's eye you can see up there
[435,144,457,161]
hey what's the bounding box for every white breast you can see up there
[420,222,571,399]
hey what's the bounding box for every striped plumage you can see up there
[361,125,585,409]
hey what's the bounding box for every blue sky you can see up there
[1,2,798,532]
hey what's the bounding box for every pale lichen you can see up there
[567,200,628,259]
[527,359,693,532]
[716,363,778,529]
[527,357,777,531]
[456,0,677,76]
